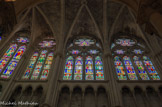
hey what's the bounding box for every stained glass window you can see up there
[112,37,160,81]
[111,43,115,49]
[1,45,26,78]
[17,37,29,43]
[133,56,149,80]
[132,49,144,54]
[22,52,39,79]
[64,37,104,80]
[143,56,160,80]
[114,50,125,54]
[88,50,99,54]
[63,56,73,80]
[85,56,93,80]
[123,56,137,80]
[0,36,1,42]
[71,50,80,55]
[40,52,54,80]
[31,50,47,80]
[39,41,56,48]
[74,56,83,80]
[0,44,18,73]
[95,56,104,80]
[114,56,126,80]
[75,39,95,46]
[116,39,135,46]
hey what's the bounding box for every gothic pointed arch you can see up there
[65,4,103,45]
[63,35,104,80]
[0,31,30,79]
[22,36,56,80]
[111,33,160,80]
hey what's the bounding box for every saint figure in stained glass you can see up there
[123,56,137,80]
[95,56,104,80]
[143,56,160,80]
[74,56,83,80]
[63,56,73,80]
[85,56,94,80]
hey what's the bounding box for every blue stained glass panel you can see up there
[1,45,26,78]
[133,56,149,80]
[143,56,160,80]
[114,56,127,80]
[74,56,83,80]
[40,52,54,80]
[0,44,17,73]
[63,56,73,80]
[22,52,39,79]
[95,56,104,80]
[123,56,137,80]
[85,56,94,80]
[31,50,47,80]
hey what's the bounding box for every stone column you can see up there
[105,50,122,107]
[145,33,162,75]
[43,53,62,106]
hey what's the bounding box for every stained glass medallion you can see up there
[88,50,99,54]
[39,40,56,48]
[132,49,144,54]
[71,50,81,55]
[75,39,95,46]
[17,37,29,43]
[116,39,135,46]
[114,50,125,54]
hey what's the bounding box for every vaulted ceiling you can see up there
[11,0,162,46]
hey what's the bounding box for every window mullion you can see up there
[29,51,41,79]
[72,56,75,80]
[93,55,96,80]
[121,55,130,80]
[130,55,141,80]
[83,55,85,80]
[38,51,49,80]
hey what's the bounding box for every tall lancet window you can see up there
[111,36,160,80]
[63,37,104,80]
[0,36,29,79]
[22,38,56,80]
